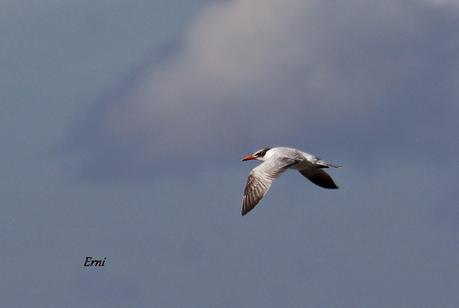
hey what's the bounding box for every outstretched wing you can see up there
[298,168,338,189]
[242,157,298,216]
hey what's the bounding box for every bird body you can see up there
[241,147,341,216]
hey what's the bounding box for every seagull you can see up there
[241,147,341,216]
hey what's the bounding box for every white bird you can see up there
[241,147,341,216]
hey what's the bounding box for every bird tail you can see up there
[316,160,342,168]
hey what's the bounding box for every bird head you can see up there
[242,147,271,162]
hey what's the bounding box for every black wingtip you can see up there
[321,182,339,189]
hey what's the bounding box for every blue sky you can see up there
[1,1,459,307]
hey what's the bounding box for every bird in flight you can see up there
[241,147,341,216]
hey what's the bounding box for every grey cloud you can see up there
[66,0,459,179]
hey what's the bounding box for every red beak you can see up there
[242,154,256,161]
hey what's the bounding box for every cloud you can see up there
[66,0,459,179]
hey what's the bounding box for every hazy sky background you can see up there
[1,0,459,307]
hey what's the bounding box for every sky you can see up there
[1,0,459,307]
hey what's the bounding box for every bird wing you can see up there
[298,168,338,189]
[242,157,298,216]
